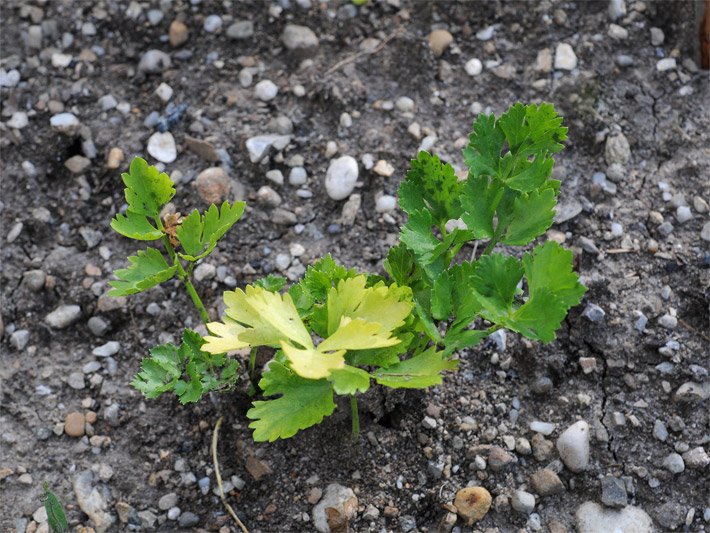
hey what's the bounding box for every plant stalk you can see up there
[350,396,360,441]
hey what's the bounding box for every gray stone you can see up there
[226,20,253,40]
[650,27,664,46]
[682,447,710,470]
[530,421,555,436]
[158,492,178,510]
[245,135,292,163]
[7,112,28,129]
[582,303,605,322]
[46,305,82,329]
[653,420,668,441]
[608,0,626,20]
[289,167,307,186]
[556,420,590,473]
[576,501,652,533]
[511,490,535,514]
[554,43,577,70]
[73,470,114,532]
[88,317,109,337]
[10,330,30,351]
[658,313,678,330]
[68,372,85,390]
[282,24,319,51]
[178,512,200,527]
[662,452,685,474]
[605,133,630,165]
[325,156,359,200]
[254,79,278,101]
[50,113,80,135]
[601,476,627,508]
[312,484,358,533]
[653,502,685,531]
[138,49,172,73]
[167,507,181,520]
[203,15,222,33]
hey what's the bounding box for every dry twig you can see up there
[212,417,249,533]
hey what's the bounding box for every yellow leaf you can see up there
[203,320,249,353]
[223,286,312,349]
[326,276,413,335]
[318,317,401,352]
[281,341,345,379]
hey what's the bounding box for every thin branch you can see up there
[212,417,249,533]
[323,27,405,78]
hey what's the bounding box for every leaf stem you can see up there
[482,223,505,256]
[350,396,360,441]
[249,348,257,381]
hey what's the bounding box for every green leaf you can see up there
[121,157,175,217]
[383,244,418,286]
[399,151,462,226]
[505,155,554,193]
[41,483,69,533]
[174,377,203,404]
[503,288,567,342]
[176,201,246,260]
[523,240,586,309]
[460,175,500,240]
[463,113,505,179]
[500,188,557,246]
[469,254,524,321]
[247,361,336,442]
[374,348,457,389]
[431,270,453,320]
[131,358,178,398]
[443,327,490,353]
[290,254,357,312]
[328,365,371,395]
[346,332,415,368]
[498,102,568,159]
[108,247,177,296]
[254,274,288,292]
[110,210,163,240]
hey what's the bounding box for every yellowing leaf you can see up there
[281,342,346,379]
[202,319,249,354]
[318,317,401,352]
[326,276,413,336]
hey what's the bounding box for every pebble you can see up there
[582,303,605,322]
[608,24,628,40]
[601,476,627,508]
[147,132,177,163]
[65,155,91,174]
[255,79,278,101]
[511,490,535,514]
[576,502,652,533]
[193,263,216,281]
[674,381,709,402]
[675,205,692,223]
[282,24,319,51]
[556,420,590,473]
[147,9,163,25]
[159,493,178,511]
[52,52,72,67]
[658,313,677,329]
[530,421,556,436]
[138,49,172,73]
[99,95,117,111]
[476,25,495,41]
[605,133,631,165]
[662,452,685,474]
[488,446,514,472]
[227,20,254,40]
[194,167,231,204]
[50,112,80,135]
[167,507,181,520]
[245,134,291,163]
[46,305,81,329]
[88,317,110,336]
[178,512,200,527]
[529,468,564,496]
[155,82,173,102]
[65,412,85,437]
[650,27,664,46]
[554,43,577,70]
[289,167,308,185]
[203,15,222,33]
[375,195,397,213]
[325,156,359,200]
[454,486,491,525]
[682,447,710,469]
[428,29,453,57]
[83,361,101,374]
[74,471,114,531]
[656,58,676,72]
[608,0,626,20]
[265,169,284,185]
[7,112,28,129]
[653,420,668,441]
[107,148,124,170]
[465,58,483,76]
[0,68,20,87]
[68,372,85,389]
[702,222,710,242]
[312,484,358,533]
[10,330,30,350]
[169,20,189,47]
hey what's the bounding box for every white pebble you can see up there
[530,421,556,436]
[147,132,177,163]
[676,206,692,223]
[255,80,278,102]
[464,58,483,76]
[556,420,590,473]
[155,82,173,102]
[7,112,28,129]
[554,43,577,70]
[375,195,397,213]
[656,58,676,72]
[289,167,308,186]
[203,15,223,33]
[324,156,359,201]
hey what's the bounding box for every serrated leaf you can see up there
[374,348,457,389]
[431,270,453,320]
[247,361,336,442]
[174,378,203,404]
[470,254,524,321]
[463,113,505,179]
[319,317,402,352]
[460,175,500,240]
[254,274,288,292]
[176,201,246,260]
[328,365,371,395]
[523,240,586,309]
[131,359,178,398]
[501,188,557,245]
[290,255,357,313]
[108,247,177,296]
[505,155,554,193]
[498,102,568,159]
[503,288,567,342]
[121,157,175,217]
[383,244,418,286]
[42,484,69,533]
[443,327,490,352]
[399,151,462,226]
[203,319,249,353]
[346,332,415,368]
[110,210,163,240]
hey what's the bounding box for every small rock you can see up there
[465,58,483,76]
[178,512,200,527]
[289,167,307,186]
[656,58,676,72]
[608,24,628,40]
[88,317,110,337]
[46,305,81,329]
[530,421,556,436]
[662,452,685,474]
[582,303,605,322]
[68,372,85,390]
[147,132,177,163]
[50,113,80,135]
[658,313,677,330]
[169,20,189,47]
[92,341,119,357]
[245,455,273,481]
[454,486,491,525]
[653,420,668,441]
[373,160,394,177]
[203,15,222,33]
[576,502,652,533]
[554,43,577,70]
[184,136,219,163]
[650,27,664,46]
[682,447,710,470]
[194,167,231,204]
[428,29,453,57]
[65,155,91,174]
[245,134,291,163]
[325,156,359,200]
[155,82,173,102]
[312,484,358,533]
[138,49,172,73]
[106,148,124,170]
[257,186,282,207]
[511,490,535,515]
[556,420,590,473]
[375,195,397,213]
[167,507,181,520]
[10,330,30,351]
[605,133,630,165]
[227,20,254,40]
[282,24,319,51]
[529,469,564,496]
[65,412,86,437]
[676,205,692,223]
[608,0,626,20]
[702,222,710,242]
[158,493,178,511]
[601,476,627,508]
[193,263,216,281]
[255,79,278,101]
[74,470,114,532]
[0,68,20,87]
[7,112,28,129]
[488,446,514,472]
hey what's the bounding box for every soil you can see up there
[1,1,708,532]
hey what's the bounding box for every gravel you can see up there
[45,305,82,329]
[556,421,590,473]
[324,156,359,200]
